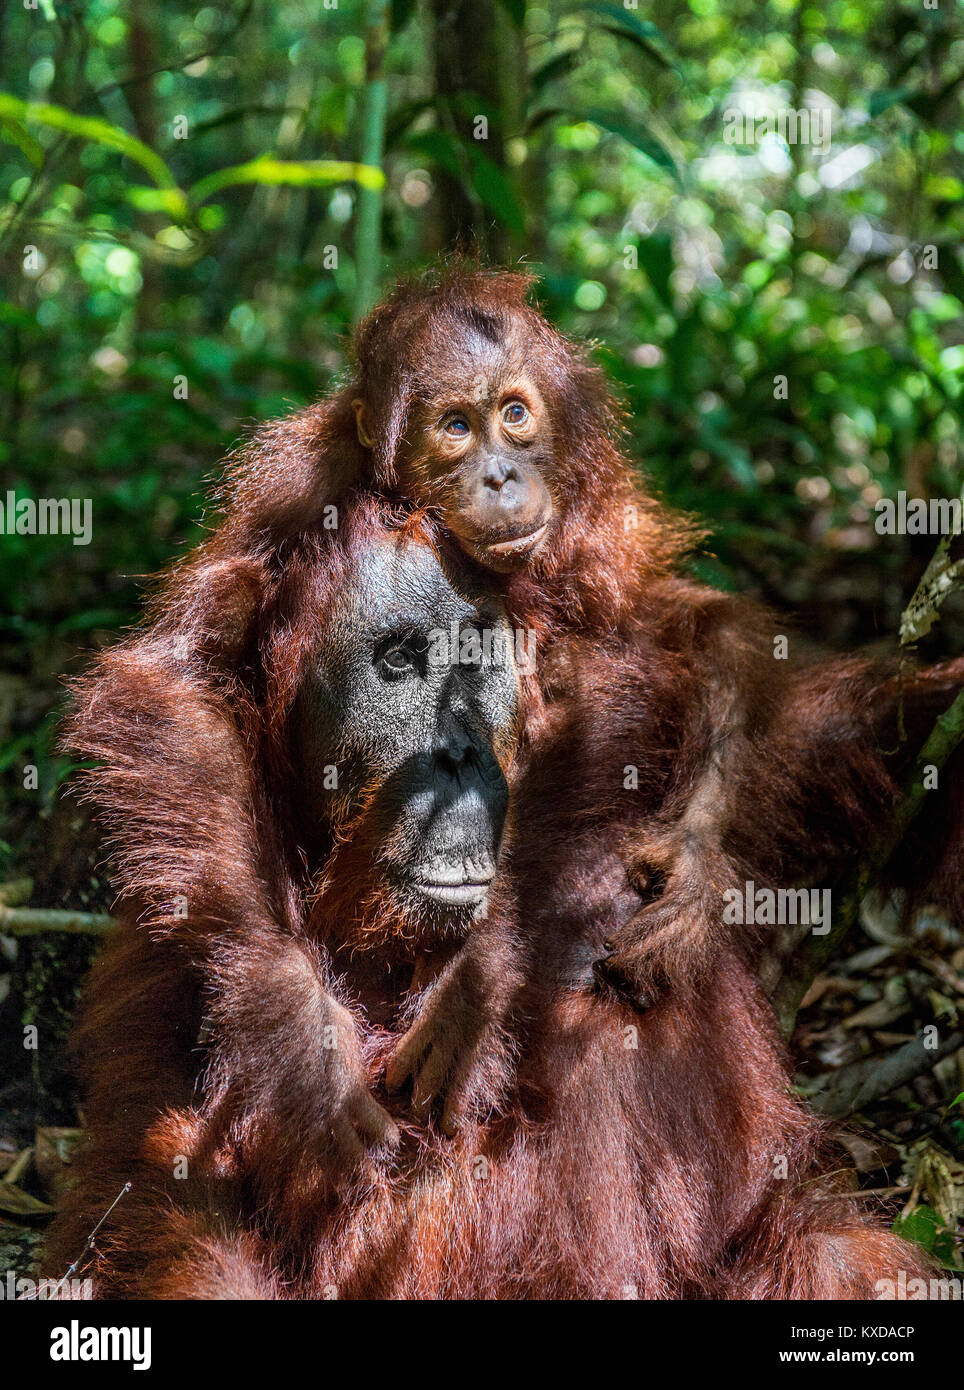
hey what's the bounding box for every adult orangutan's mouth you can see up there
[404,856,496,907]
[411,880,492,907]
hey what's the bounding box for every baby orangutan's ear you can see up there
[353,374,412,487]
[352,399,375,449]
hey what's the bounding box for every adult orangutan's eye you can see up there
[443,414,470,437]
[375,634,427,681]
[382,647,413,673]
[503,401,528,426]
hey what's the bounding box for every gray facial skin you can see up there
[298,533,519,918]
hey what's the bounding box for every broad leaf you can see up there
[586,107,679,180]
[404,129,463,177]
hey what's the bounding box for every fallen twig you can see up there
[803,1030,964,1119]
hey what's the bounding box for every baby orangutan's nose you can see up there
[482,458,519,491]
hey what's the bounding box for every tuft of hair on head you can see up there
[350,263,561,486]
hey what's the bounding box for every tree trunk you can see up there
[429,0,525,261]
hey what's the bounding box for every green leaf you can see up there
[530,50,581,95]
[585,2,665,43]
[585,107,679,179]
[600,24,675,71]
[0,92,177,191]
[385,98,434,148]
[868,88,914,118]
[586,3,678,72]
[0,734,33,776]
[468,151,525,234]
[891,1204,945,1254]
[0,117,44,168]
[190,156,384,205]
[524,105,565,135]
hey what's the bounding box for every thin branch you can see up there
[0,905,114,936]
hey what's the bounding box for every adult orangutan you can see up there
[46,506,933,1299]
[53,265,963,1144]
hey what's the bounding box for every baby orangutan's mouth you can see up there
[479,522,548,559]
[461,521,549,572]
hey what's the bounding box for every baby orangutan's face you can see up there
[395,323,558,574]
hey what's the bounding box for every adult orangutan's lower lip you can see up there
[412,881,491,906]
[481,523,548,557]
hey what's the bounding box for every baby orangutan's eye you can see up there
[502,401,528,426]
[443,414,471,438]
